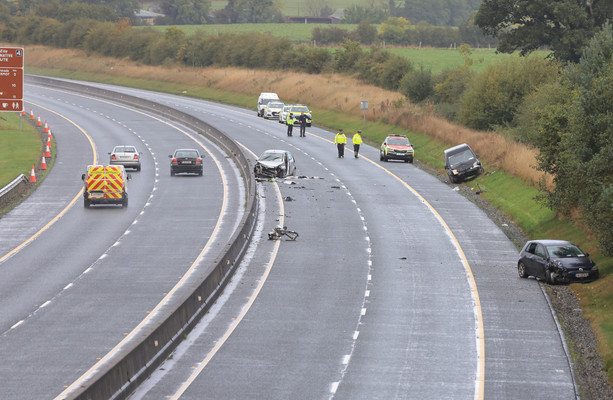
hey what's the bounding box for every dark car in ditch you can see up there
[517,240,599,284]
[444,143,484,183]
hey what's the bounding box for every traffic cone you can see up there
[47,128,53,142]
[21,109,26,116]
[45,143,51,158]
[41,155,47,170]
[30,165,36,183]
[30,109,34,120]
[44,121,49,133]
[37,115,42,126]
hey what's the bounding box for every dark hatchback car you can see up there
[518,240,599,284]
[169,149,203,176]
[444,143,484,183]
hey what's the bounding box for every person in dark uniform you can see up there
[298,113,307,137]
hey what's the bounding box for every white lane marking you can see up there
[167,143,283,400]
[53,92,232,399]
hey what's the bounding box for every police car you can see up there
[380,135,414,163]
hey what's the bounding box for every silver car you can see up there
[263,101,285,119]
[254,149,296,178]
[109,145,142,171]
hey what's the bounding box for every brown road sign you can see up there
[0,47,24,112]
[0,48,24,68]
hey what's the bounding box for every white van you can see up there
[257,92,280,117]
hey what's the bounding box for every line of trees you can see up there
[1,4,612,253]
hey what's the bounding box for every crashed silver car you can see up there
[254,149,296,178]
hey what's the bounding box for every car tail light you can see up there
[111,154,116,160]
[196,158,202,164]
[133,154,139,160]
[171,158,178,164]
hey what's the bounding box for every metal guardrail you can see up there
[25,75,258,400]
[0,174,28,199]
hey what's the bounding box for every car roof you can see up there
[444,143,473,155]
[386,135,408,138]
[174,148,199,152]
[261,149,286,154]
[528,239,575,246]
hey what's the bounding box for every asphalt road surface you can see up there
[0,80,578,399]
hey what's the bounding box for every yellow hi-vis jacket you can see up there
[352,133,362,145]
[334,133,347,144]
[287,115,295,125]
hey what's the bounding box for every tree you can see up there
[475,0,613,63]
[458,55,559,130]
[159,0,211,24]
[342,5,389,24]
[531,24,613,253]
[222,0,283,23]
[379,16,410,44]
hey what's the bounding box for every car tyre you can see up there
[199,170,203,176]
[546,270,556,285]
[518,262,528,278]
[170,169,175,176]
[84,198,90,208]
[122,193,128,208]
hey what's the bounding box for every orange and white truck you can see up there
[81,165,130,208]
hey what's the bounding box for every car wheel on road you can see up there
[170,169,175,176]
[84,198,90,208]
[122,193,128,208]
[518,262,528,278]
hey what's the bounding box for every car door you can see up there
[532,244,549,279]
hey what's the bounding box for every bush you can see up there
[399,65,434,102]
[458,55,560,130]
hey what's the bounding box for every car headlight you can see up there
[452,169,458,174]
[473,162,480,168]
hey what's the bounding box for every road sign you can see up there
[0,47,24,112]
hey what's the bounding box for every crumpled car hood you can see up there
[257,160,283,168]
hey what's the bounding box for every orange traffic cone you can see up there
[30,109,34,120]
[45,143,51,158]
[41,155,47,170]
[30,165,36,183]
[21,109,26,116]
[44,121,49,133]
[37,115,42,126]
[47,128,53,142]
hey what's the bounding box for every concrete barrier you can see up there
[25,76,258,400]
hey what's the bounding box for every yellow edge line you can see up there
[55,91,230,399]
[0,101,96,264]
[315,133,486,399]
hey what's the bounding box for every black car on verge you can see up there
[444,143,484,183]
[518,240,599,284]
[169,149,203,176]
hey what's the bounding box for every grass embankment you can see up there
[16,44,613,383]
[0,112,41,185]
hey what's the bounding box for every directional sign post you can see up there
[0,47,24,112]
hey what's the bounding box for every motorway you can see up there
[0,80,578,399]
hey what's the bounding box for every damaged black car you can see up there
[444,143,484,183]
[254,149,296,179]
[518,240,599,284]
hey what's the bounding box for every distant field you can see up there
[143,23,543,75]
[210,0,364,15]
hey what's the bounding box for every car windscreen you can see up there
[547,245,586,258]
[259,152,283,162]
[115,147,135,153]
[448,149,475,166]
[387,138,410,146]
[291,106,309,113]
[268,102,283,108]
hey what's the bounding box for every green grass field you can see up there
[0,112,41,186]
[209,0,364,15]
